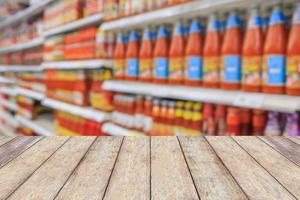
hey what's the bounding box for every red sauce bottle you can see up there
[169,21,185,85]
[242,7,264,92]
[286,3,300,96]
[113,32,127,80]
[221,11,243,90]
[126,30,140,81]
[263,5,287,94]
[203,14,222,88]
[153,25,170,84]
[185,19,204,86]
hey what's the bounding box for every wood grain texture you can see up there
[103,137,150,200]
[0,136,41,168]
[7,137,96,200]
[285,136,300,146]
[260,136,300,166]
[55,137,123,200]
[151,137,199,200]
[0,136,15,147]
[234,136,300,199]
[207,136,296,200]
[178,137,247,200]
[0,137,69,199]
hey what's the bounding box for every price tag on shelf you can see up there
[233,94,264,109]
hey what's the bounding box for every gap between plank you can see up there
[231,137,298,200]
[204,137,250,200]
[5,137,71,199]
[284,136,300,147]
[53,137,99,200]
[149,136,152,200]
[101,137,125,200]
[0,137,44,170]
[258,137,300,168]
[176,137,201,200]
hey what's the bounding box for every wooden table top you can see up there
[0,136,299,200]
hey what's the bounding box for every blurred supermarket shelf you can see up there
[0,65,42,72]
[0,125,17,137]
[0,0,54,29]
[0,87,17,96]
[43,13,103,37]
[0,98,18,111]
[0,76,18,84]
[15,87,45,101]
[16,114,56,136]
[42,98,110,123]
[103,80,300,113]
[102,122,145,136]
[101,0,292,30]
[0,109,19,129]
[0,37,44,54]
[42,59,113,70]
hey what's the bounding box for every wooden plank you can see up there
[103,137,150,200]
[0,137,69,199]
[7,137,96,200]
[285,136,300,146]
[55,137,123,200]
[207,137,296,200]
[0,136,15,147]
[151,137,199,200]
[178,137,247,200]
[0,136,41,168]
[234,137,300,199]
[260,136,300,166]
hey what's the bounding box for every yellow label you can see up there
[287,56,300,89]
[139,58,152,78]
[114,59,125,77]
[242,56,262,86]
[169,57,184,80]
[203,56,219,83]
[192,112,203,122]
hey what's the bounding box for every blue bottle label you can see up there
[127,58,139,77]
[155,58,168,78]
[226,14,242,29]
[269,10,286,25]
[188,56,203,80]
[267,55,286,85]
[224,55,241,83]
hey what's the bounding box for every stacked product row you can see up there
[112,93,300,136]
[112,3,300,95]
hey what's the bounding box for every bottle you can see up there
[154,25,170,84]
[221,11,243,90]
[185,19,204,86]
[283,113,300,136]
[264,111,282,136]
[139,26,155,82]
[175,101,184,127]
[202,103,215,135]
[169,21,186,85]
[241,108,252,135]
[126,30,140,81]
[226,107,241,135]
[203,14,222,88]
[114,32,127,80]
[242,7,264,92]
[166,101,176,135]
[263,5,287,94]
[215,104,227,135]
[252,109,267,136]
[190,102,203,131]
[286,4,300,95]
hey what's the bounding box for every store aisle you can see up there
[0,136,299,200]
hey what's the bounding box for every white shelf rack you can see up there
[101,0,291,31]
[0,37,44,54]
[16,114,56,136]
[43,13,103,37]
[42,59,113,70]
[102,122,145,136]
[0,87,17,96]
[15,87,45,101]
[42,98,110,123]
[0,0,54,29]
[0,98,18,111]
[103,80,300,113]
[0,76,18,84]
[0,65,42,72]
[0,109,19,129]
